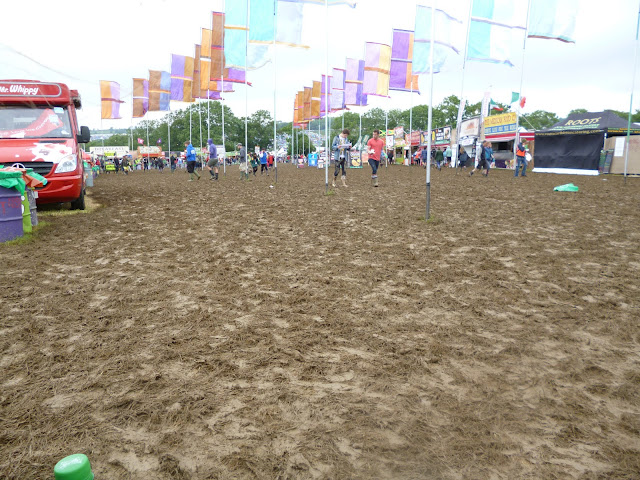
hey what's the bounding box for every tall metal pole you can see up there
[409,73,413,165]
[273,0,278,183]
[456,1,474,169]
[168,112,171,163]
[425,4,435,220]
[385,107,388,168]
[198,99,203,169]
[625,1,640,184]
[324,0,329,192]
[222,81,226,176]
[244,0,249,179]
[359,110,362,166]
[513,0,532,167]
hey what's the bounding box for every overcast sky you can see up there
[1,0,639,131]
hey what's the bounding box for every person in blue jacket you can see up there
[185,141,200,181]
[259,147,269,175]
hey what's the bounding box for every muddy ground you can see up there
[1,164,639,479]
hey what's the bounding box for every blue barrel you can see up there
[0,186,24,242]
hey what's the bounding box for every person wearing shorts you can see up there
[206,139,219,180]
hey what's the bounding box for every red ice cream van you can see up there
[0,80,91,209]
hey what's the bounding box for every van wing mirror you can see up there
[77,126,91,144]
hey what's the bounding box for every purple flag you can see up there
[331,68,345,111]
[345,58,367,106]
[390,29,420,93]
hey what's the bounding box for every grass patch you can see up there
[324,189,336,196]
[38,196,100,217]
[422,215,442,224]
[1,220,51,246]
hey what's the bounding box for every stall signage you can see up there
[394,126,405,147]
[425,126,451,145]
[139,146,161,154]
[460,117,480,138]
[484,112,516,135]
[404,131,421,146]
[90,146,129,156]
[0,82,62,98]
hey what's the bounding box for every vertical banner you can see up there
[363,42,392,97]
[132,78,149,118]
[100,81,124,119]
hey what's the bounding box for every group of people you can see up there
[181,131,529,185]
[330,128,386,188]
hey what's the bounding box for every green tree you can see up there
[521,110,560,130]
[568,108,588,115]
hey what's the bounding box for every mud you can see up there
[1,164,639,479]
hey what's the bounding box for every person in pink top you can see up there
[366,129,385,187]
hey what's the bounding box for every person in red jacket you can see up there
[366,129,385,187]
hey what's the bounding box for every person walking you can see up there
[206,139,219,180]
[444,145,452,167]
[367,129,385,187]
[470,140,492,177]
[434,147,444,171]
[332,129,351,187]
[185,140,200,181]
[514,140,527,177]
[259,147,269,175]
[113,156,120,174]
[237,143,248,179]
[420,146,429,168]
[170,155,177,173]
[457,145,469,173]
[250,153,258,176]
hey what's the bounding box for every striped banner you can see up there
[100,81,124,119]
[148,70,171,111]
[363,42,391,97]
[170,54,194,102]
[390,29,419,93]
[132,78,148,118]
[345,58,367,106]
[331,68,345,111]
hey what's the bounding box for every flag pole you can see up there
[146,120,150,169]
[273,0,278,183]
[168,111,171,164]
[513,0,532,168]
[455,1,474,172]
[425,3,435,221]
[325,0,329,193]
[207,89,211,142]
[244,0,249,179]
[198,98,203,170]
[625,1,640,184]
[409,72,413,166]
[221,58,226,176]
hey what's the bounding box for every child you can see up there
[250,153,258,176]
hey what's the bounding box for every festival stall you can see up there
[533,111,640,175]
[483,112,535,168]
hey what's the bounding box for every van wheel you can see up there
[71,189,85,210]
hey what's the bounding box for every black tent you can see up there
[533,111,640,174]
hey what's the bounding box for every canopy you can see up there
[534,111,640,175]
[543,110,640,136]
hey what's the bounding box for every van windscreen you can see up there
[0,106,72,139]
